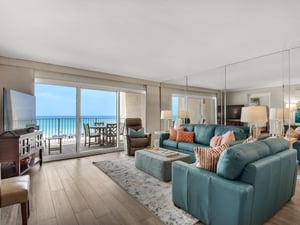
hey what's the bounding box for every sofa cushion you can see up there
[178,142,205,153]
[217,141,271,180]
[261,138,289,154]
[214,125,248,141]
[194,144,229,172]
[194,125,216,145]
[184,124,195,132]
[162,139,178,148]
[176,131,194,143]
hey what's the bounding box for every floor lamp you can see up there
[241,106,268,139]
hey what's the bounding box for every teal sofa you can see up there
[159,124,249,162]
[172,138,298,225]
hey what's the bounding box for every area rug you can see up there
[93,157,199,225]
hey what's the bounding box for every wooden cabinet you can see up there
[0,128,43,178]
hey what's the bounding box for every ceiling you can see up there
[1,0,300,90]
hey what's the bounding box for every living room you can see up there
[1,1,300,225]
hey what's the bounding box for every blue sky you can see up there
[35,84,116,116]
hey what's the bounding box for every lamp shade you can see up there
[178,110,189,119]
[161,110,173,120]
[241,106,268,123]
[270,108,290,121]
[285,103,297,111]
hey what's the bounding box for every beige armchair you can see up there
[124,118,151,156]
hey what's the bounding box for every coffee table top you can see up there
[137,148,191,162]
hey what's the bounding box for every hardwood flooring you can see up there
[1,152,300,225]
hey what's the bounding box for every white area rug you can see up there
[93,157,199,225]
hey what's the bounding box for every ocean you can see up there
[36,115,117,138]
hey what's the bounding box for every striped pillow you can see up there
[194,144,229,172]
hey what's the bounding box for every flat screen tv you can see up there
[3,88,36,131]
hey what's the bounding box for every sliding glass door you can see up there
[35,81,146,161]
[80,88,117,152]
[35,84,77,157]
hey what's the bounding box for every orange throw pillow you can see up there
[176,131,194,143]
[210,135,222,147]
[220,131,235,145]
[169,127,184,140]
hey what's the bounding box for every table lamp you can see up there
[241,106,268,138]
[161,110,173,132]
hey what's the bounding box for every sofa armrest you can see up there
[159,132,170,147]
[172,161,253,225]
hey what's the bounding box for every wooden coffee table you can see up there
[135,148,192,182]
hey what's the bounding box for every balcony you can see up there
[34,116,123,156]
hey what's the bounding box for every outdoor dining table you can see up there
[90,125,107,145]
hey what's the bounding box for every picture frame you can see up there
[250,97,260,106]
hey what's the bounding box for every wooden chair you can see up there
[1,175,30,225]
[106,123,117,145]
[83,123,100,147]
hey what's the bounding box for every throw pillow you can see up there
[176,131,194,143]
[210,135,222,147]
[220,131,235,145]
[169,127,184,141]
[128,127,145,138]
[194,143,229,172]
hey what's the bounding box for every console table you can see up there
[0,127,44,178]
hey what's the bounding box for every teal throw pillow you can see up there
[128,128,145,138]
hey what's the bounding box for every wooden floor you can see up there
[1,152,300,225]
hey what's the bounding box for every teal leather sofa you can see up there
[172,138,298,225]
[159,124,249,162]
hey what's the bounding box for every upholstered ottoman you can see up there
[135,149,192,182]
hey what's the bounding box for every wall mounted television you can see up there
[3,88,36,131]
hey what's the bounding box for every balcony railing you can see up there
[36,116,117,140]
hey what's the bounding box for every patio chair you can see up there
[124,118,151,156]
[83,123,100,147]
[106,123,117,145]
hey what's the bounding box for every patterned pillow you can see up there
[194,144,229,172]
[176,131,194,143]
[210,135,222,147]
[220,131,235,145]
[169,127,184,141]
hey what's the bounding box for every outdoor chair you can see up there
[124,118,151,156]
[83,123,100,147]
[106,123,117,145]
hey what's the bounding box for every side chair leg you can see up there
[21,200,29,225]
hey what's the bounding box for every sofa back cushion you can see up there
[184,124,195,132]
[214,125,248,140]
[217,141,271,180]
[261,138,289,154]
[194,125,217,145]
